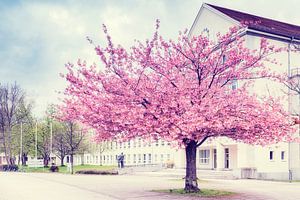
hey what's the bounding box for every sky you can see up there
[1,0,300,118]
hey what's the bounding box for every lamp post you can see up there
[50,122,53,164]
[20,122,23,165]
[35,121,38,160]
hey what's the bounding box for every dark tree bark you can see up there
[60,154,65,166]
[70,153,74,174]
[184,139,200,193]
[21,153,27,165]
[43,155,49,167]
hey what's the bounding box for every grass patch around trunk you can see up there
[153,188,236,197]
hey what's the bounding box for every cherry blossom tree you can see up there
[60,21,295,192]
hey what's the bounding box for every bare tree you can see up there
[64,121,84,174]
[52,124,69,166]
[0,82,30,166]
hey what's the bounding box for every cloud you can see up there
[0,0,299,117]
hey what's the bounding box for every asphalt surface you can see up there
[0,172,300,200]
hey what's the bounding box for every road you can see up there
[0,172,300,200]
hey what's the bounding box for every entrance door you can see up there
[224,148,229,169]
[213,149,217,169]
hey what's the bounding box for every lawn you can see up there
[19,165,116,174]
[153,188,236,197]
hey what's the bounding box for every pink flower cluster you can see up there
[60,21,295,147]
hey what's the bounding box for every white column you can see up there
[216,142,224,170]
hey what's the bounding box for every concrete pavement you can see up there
[0,172,300,199]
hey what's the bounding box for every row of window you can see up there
[81,153,171,165]
[101,139,171,150]
[199,149,287,164]
[269,151,286,161]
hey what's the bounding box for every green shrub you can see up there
[0,164,19,171]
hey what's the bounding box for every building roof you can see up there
[206,3,300,40]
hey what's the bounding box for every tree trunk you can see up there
[44,155,49,167]
[60,155,65,166]
[7,127,13,166]
[81,154,84,165]
[70,153,74,174]
[1,130,8,164]
[18,155,20,165]
[22,153,27,166]
[184,139,200,193]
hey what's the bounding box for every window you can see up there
[222,55,227,64]
[201,28,210,38]
[161,140,165,146]
[269,151,274,160]
[167,154,170,161]
[138,139,141,147]
[224,148,229,168]
[160,154,164,162]
[133,139,136,148]
[199,149,210,164]
[128,141,130,148]
[281,151,285,160]
[116,142,118,149]
[155,140,159,146]
[138,154,141,163]
[148,154,152,164]
[154,154,157,163]
[127,154,131,164]
[231,79,238,90]
[143,154,146,163]
[133,154,136,163]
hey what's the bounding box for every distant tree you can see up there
[62,121,84,174]
[52,126,69,166]
[0,82,31,166]
[49,105,86,171]
[61,22,295,192]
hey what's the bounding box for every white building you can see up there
[72,4,300,181]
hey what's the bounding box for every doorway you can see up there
[213,149,217,169]
[225,148,229,169]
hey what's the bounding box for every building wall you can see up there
[187,5,300,179]
[71,139,179,168]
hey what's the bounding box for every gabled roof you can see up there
[206,3,300,40]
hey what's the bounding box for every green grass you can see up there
[19,165,116,174]
[153,188,235,197]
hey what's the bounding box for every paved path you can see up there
[0,172,300,200]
